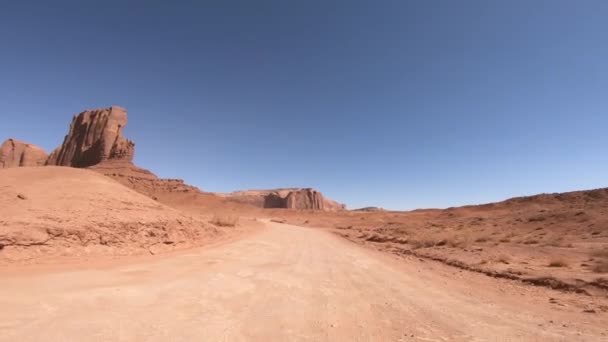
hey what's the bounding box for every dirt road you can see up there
[0,222,605,341]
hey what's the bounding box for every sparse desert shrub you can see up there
[499,232,516,243]
[592,261,608,273]
[435,239,448,246]
[475,236,490,243]
[496,254,511,264]
[542,236,567,247]
[548,259,568,267]
[590,249,608,273]
[411,238,436,249]
[528,216,546,222]
[209,214,239,227]
[523,239,539,245]
[591,249,608,259]
[447,238,467,248]
[366,234,395,243]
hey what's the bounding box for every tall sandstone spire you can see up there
[46,106,135,167]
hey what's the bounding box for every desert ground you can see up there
[1,108,607,341]
[1,166,607,341]
[1,221,607,341]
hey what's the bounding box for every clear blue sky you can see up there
[1,1,607,210]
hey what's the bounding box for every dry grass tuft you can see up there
[542,236,570,247]
[474,236,491,243]
[590,249,608,273]
[592,260,608,273]
[496,254,511,264]
[209,214,239,227]
[411,238,436,249]
[591,249,608,259]
[548,259,568,267]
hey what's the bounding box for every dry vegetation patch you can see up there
[209,214,239,227]
[548,259,568,268]
[591,249,608,273]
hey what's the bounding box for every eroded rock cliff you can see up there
[0,139,48,168]
[218,188,345,211]
[46,106,134,167]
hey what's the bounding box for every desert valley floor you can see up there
[1,221,607,341]
[1,107,607,341]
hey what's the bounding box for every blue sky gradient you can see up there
[1,1,607,210]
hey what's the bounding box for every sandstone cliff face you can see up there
[42,106,209,203]
[0,139,48,168]
[285,189,329,210]
[88,160,202,200]
[46,106,134,167]
[218,188,345,211]
[2,106,342,213]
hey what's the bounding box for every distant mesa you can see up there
[0,138,48,169]
[353,206,385,212]
[46,106,135,167]
[218,188,345,211]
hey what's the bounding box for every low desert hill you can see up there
[276,188,608,296]
[0,166,224,263]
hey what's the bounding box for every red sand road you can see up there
[0,221,606,341]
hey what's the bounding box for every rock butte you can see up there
[1,106,343,211]
[46,106,134,167]
[0,138,48,169]
[217,188,346,211]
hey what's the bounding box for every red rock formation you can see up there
[218,188,345,211]
[0,139,48,168]
[88,160,202,200]
[46,106,134,167]
[285,189,331,210]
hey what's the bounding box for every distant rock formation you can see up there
[353,207,385,212]
[218,188,345,211]
[46,106,134,167]
[28,106,212,204]
[88,160,202,200]
[2,106,345,211]
[0,139,48,168]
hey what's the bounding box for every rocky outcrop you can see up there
[0,139,48,168]
[285,189,331,210]
[218,188,345,211]
[354,207,385,212]
[88,160,202,200]
[2,106,342,213]
[46,106,134,167]
[43,106,225,207]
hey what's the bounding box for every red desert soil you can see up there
[275,189,608,297]
[0,166,246,263]
[1,221,607,341]
[1,166,607,340]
